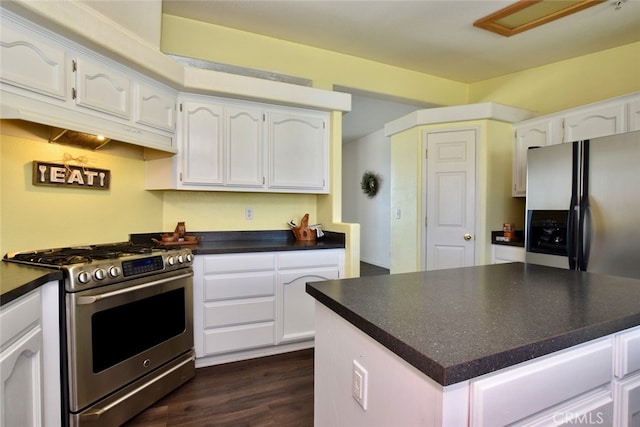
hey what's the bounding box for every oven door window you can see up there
[91,287,186,373]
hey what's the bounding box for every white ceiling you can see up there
[162,0,640,83]
[161,0,640,141]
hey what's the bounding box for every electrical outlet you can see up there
[245,207,254,220]
[352,360,368,410]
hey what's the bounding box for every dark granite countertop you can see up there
[0,261,63,306]
[130,230,346,255]
[306,263,640,386]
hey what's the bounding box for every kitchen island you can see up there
[306,263,640,426]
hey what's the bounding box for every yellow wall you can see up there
[469,42,640,115]
[160,14,468,106]
[0,128,163,255]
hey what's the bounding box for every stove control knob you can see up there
[108,266,121,278]
[186,253,194,263]
[177,255,185,264]
[77,271,90,284]
[167,256,175,266]
[94,268,106,281]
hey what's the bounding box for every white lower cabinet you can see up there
[0,291,43,427]
[490,244,525,264]
[277,250,341,344]
[614,327,640,425]
[194,249,344,366]
[1,282,60,427]
[471,338,614,426]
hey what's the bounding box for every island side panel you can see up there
[313,302,469,426]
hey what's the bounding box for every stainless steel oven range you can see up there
[5,242,195,426]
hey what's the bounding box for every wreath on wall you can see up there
[360,171,380,198]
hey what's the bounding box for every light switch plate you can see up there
[352,359,368,410]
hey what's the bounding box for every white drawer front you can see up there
[471,338,613,426]
[278,250,339,269]
[615,326,640,378]
[203,322,274,355]
[203,253,275,274]
[204,297,275,328]
[204,272,275,301]
[0,291,41,349]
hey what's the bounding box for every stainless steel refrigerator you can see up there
[525,130,640,280]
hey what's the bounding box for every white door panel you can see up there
[425,130,476,271]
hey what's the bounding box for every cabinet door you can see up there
[0,22,67,100]
[563,103,626,142]
[0,327,43,427]
[614,373,640,426]
[180,101,224,186]
[134,82,176,132]
[629,99,640,132]
[512,120,555,197]
[73,57,131,119]
[278,268,339,343]
[269,110,329,192]
[226,106,265,188]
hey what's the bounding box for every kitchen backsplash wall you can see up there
[0,130,163,254]
[160,191,317,233]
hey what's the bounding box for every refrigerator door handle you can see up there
[578,140,590,271]
[567,206,577,270]
[567,141,580,271]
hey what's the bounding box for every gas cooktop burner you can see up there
[8,242,165,266]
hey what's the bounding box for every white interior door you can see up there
[424,129,476,270]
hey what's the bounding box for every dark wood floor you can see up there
[124,349,314,427]
[125,262,388,426]
[360,261,390,276]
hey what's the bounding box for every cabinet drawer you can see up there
[203,322,274,355]
[278,250,339,269]
[203,253,275,274]
[615,326,640,378]
[521,389,613,426]
[492,245,525,264]
[204,272,275,301]
[204,297,275,328]
[0,290,41,349]
[471,338,613,426]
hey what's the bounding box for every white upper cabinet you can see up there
[629,99,640,132]
[180,100,225,186]
[134,82,176,132]
[73,57,131,120]
[146,97,330,194]
[512,118,560,197]
[0,22,67,101]
[512,92,640,198]
[226,106,265,188]
[269,110,329,192]
[0,13,177,153]
[563,102,626,142]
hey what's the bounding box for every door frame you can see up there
[420,126,480,271]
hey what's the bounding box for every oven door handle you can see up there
[76,272,193,305]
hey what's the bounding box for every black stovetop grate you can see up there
[7,242,166,266]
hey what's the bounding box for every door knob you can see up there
[464,233,472,241]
